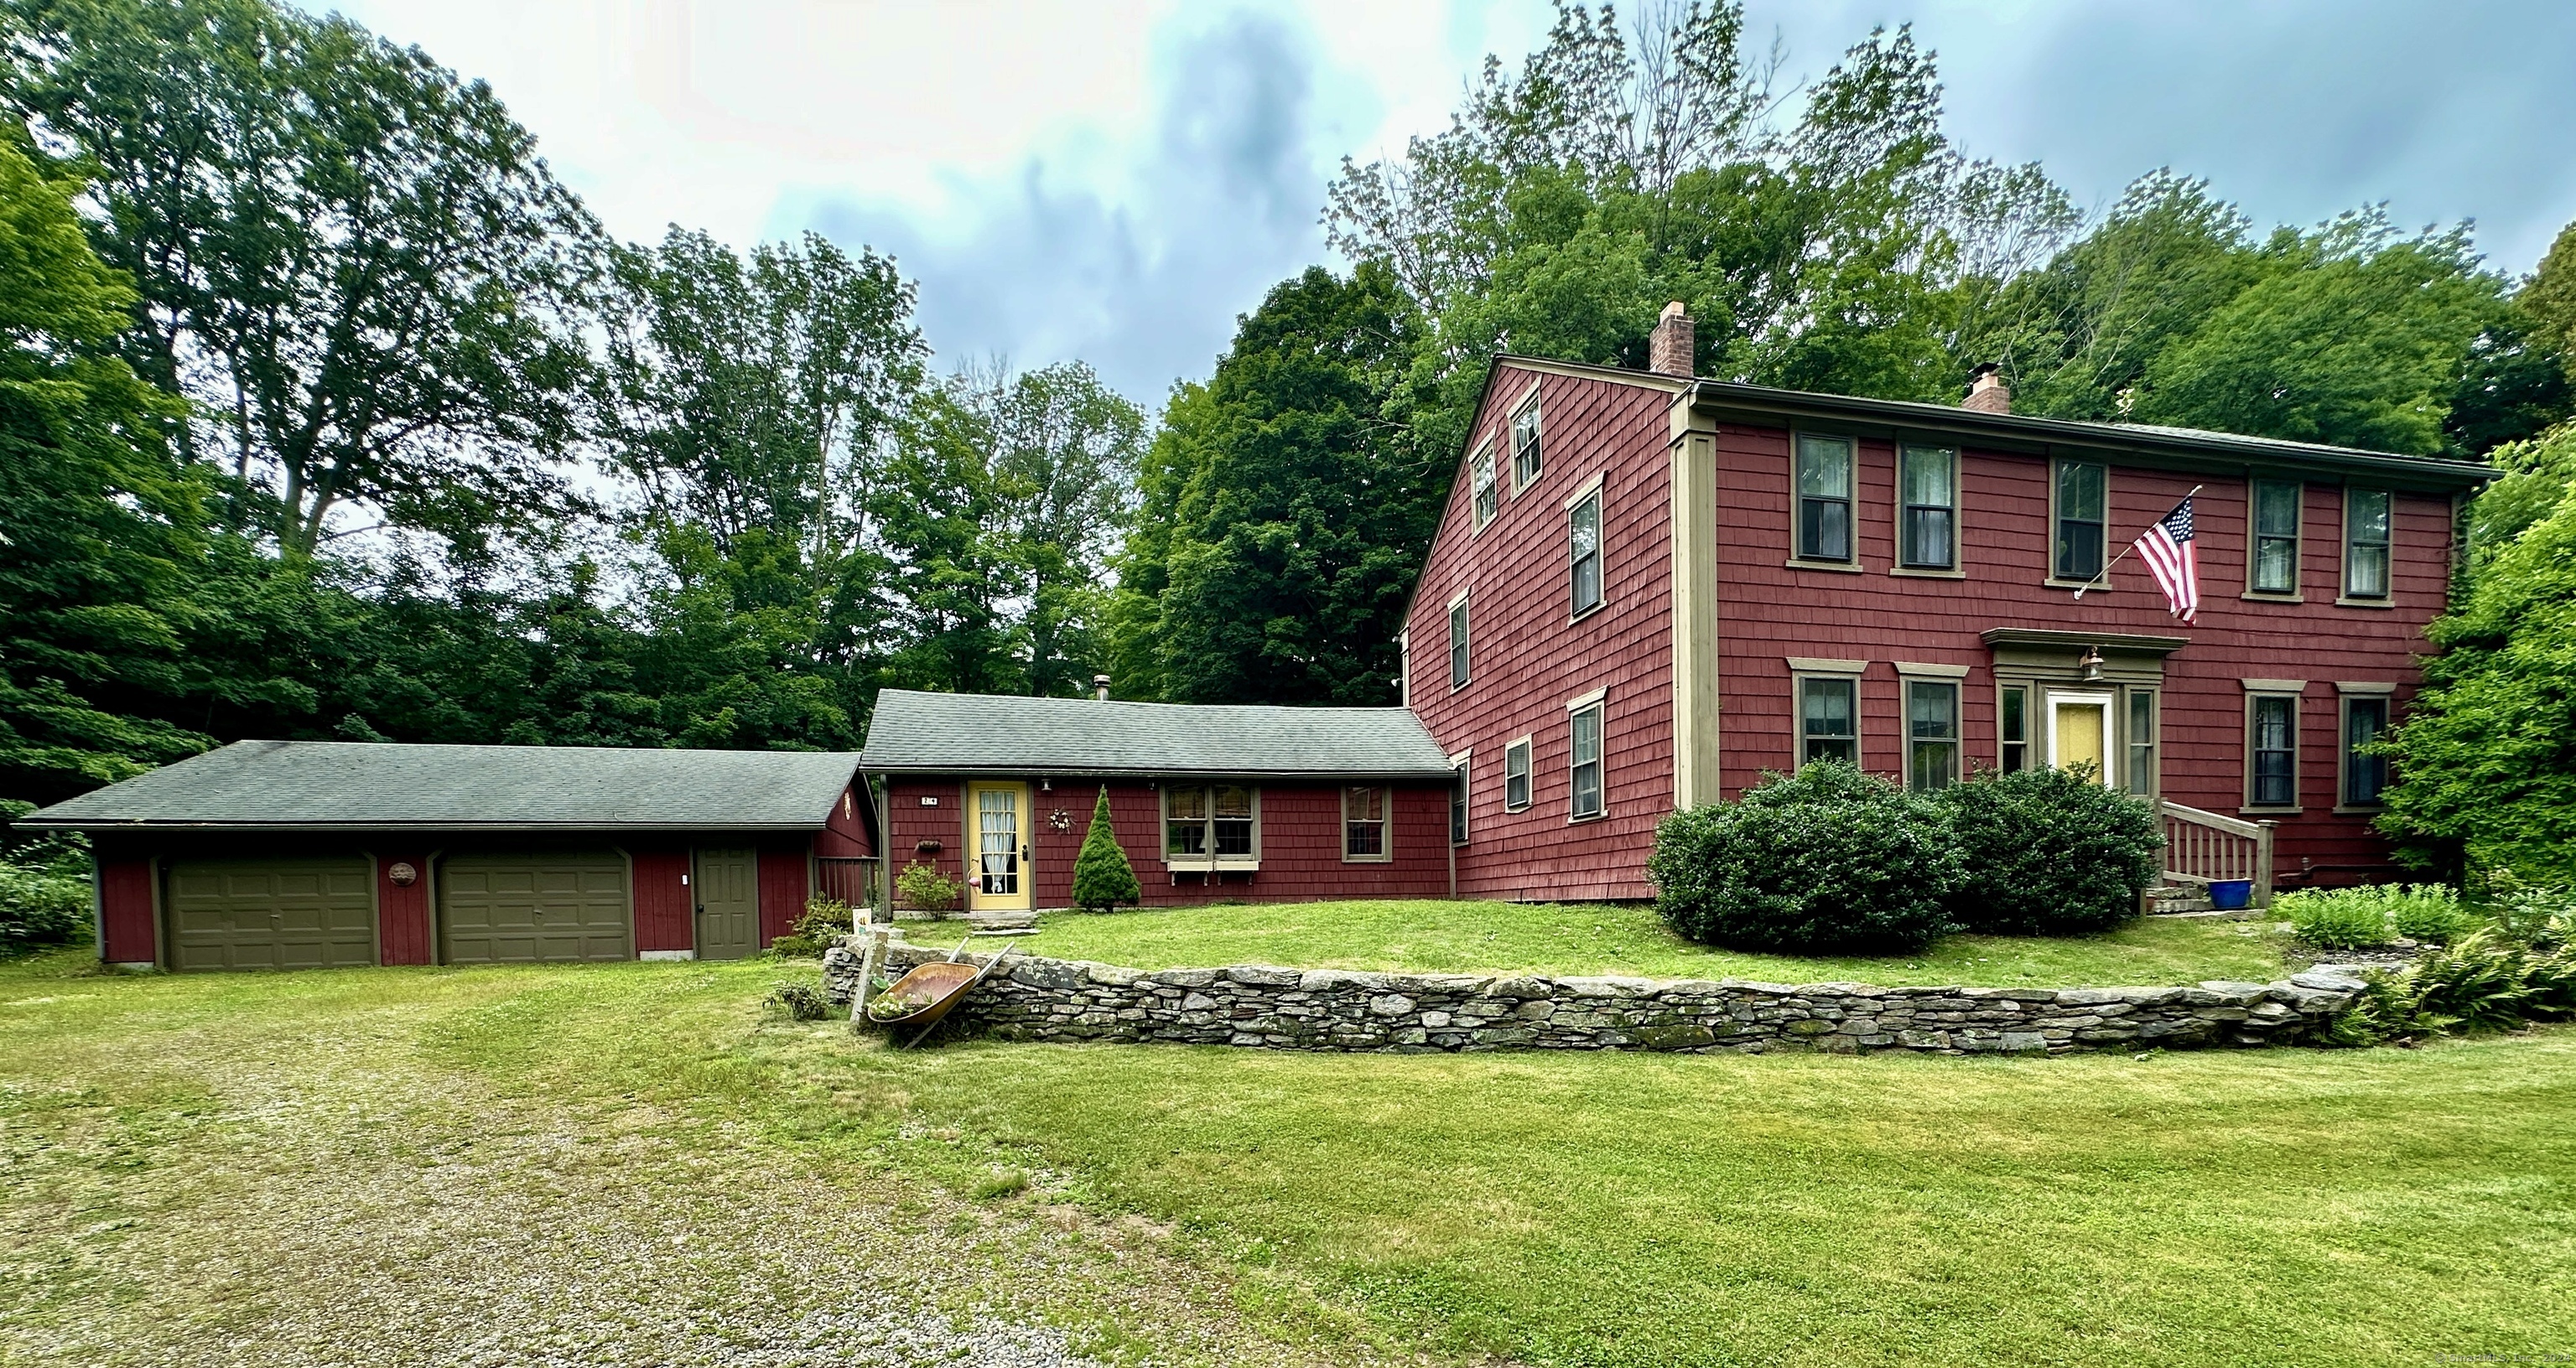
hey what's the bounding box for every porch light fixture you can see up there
[2079,645,2106,682]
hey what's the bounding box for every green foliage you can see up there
[2319,972,2453,1048]
[766,982,833,1021]
[2278,887,2402,951]
[2520,219,2576,361]
[1937,767,2163,935]
[0,800,87,953]
[894,861,962,915]
[2377,443,2576,884]
[766,897,857,957]
[1069,786,1140,914]
[1648,761,1959,956]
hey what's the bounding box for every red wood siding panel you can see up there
[1405,366,1682,901]
[376,850,433,965]
[1708,428,2454,878]
[98,858,155,964]
[886,780,969,907]
[816,782,873,858]
[756,846,809,946]
[631,847,693,953]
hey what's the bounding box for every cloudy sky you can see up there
[324,0,2576,406]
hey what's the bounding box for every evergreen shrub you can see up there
[1648,761,1959,955]
[1069,787,1141,913]
[1938,767,2164,935]
[896,861,963,915]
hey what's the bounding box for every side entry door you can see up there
[694,847,761,960]
[965,782,1031,914]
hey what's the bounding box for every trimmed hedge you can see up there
[1648,762,1959,955]
[1940,767,2163,935]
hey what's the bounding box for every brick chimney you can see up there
[1649,301,1695,377]
[1962,363,2011,414]
[1092,673,1111,702]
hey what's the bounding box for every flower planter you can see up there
[2208,878,2255,911]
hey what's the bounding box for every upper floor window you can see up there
[1166,785,1257,862]
[1447,595,1470,691]
[1569,484,1604,618]
[1343,785,1389,861]
[1898,445,1956,569]
[1794,434,1854,562]
[1800,676,1857,765]
[1568,693,1606,819]
[2342,692,2391,807]
[2344,488,2392,600]
[2250,479,2302,595]
[1905,679,1960,793]
[1471,443,1499,530]
[1503,736,1532,811]
[2054,460,2106,582]
[1511,397,1543,490]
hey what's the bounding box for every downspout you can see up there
[1446,828,1457,901]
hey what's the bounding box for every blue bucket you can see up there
[2208,879,2254,910]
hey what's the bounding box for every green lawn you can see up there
[999,898,2298,987]
[6,946,2571,1368]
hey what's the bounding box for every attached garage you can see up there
[168,857,376,972]
[440,852,631,964]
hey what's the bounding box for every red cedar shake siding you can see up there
[1406,357,2483,901]
[884,778,1450,911]
[817,783,873,858]
[631,847,693,954]
[376,848,434,965]
[1404,365,1685,901]
[757,847,811,946]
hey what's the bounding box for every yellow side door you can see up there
[965,782,1031,913]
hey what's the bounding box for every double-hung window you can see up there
[1569,483,1604,617]
[1898,445,1956,570]
[1166,784,1258,865]
[1799,676,1858,765]
[2341,691,2392,807]
[1511,397,1543,489]
[1343,786,1389,861]
[2344,489,2392,601]
[1447,594,1470,691]
[1904,679,1960,793]
[2126,691,2158,799]
[1471,443,1499,530]
[1998,684,2028,773]
[2246,694,2300,809]
[1568,694,1606,820]
[1503,737,1532,811]
[1450,754,1470,844]
[1794,434,1854,562]
[2054,460,2106,582]
[2250,479,2302,595]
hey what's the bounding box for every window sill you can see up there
[2237,806,2301,818]
[1786,558,1865,573]
[2240,589,2304,604]
[1502,802,1530,815]
[2044,577,2113,592]
[1165,858,1260,873]
[1569,601,1607,624]
[1340,856,1394,865]
[1889,565,1964,579]
[2333,595,2397,609]
[1568,810,1608,824]
[2332,804,2387,816]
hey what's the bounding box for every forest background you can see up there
[3,0,2573,887]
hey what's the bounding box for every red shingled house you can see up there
[1402,303,2492,903]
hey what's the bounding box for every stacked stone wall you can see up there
[823,940,2367,1055]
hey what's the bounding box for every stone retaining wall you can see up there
[822,939,2369,1055]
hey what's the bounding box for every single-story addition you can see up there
[856,689,1462,914]
[17,740,877,972]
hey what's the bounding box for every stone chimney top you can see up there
[1649,301,1695,378]
[1092,674,1111,702]
[1963,363,2011,414]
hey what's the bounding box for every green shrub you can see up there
[2278,887,2398,950]
[1937,767,2164,935]
[1069,786,1140,913]
[2407,928,2576,1031]
[1649,761,1960,956]
[2384,885,2478,944]
[763,897,856,957]
[2320,971,2454,1047]
[769,982,834,1021]
[895,860,962,915]
[2483,879,2576,948]
[0,858,90,956]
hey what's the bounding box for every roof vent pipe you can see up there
[1092,674,1111,702]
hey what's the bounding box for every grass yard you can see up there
[1003,898,2298,987]
[7,944,2573,1367]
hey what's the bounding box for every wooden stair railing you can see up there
[2158,801,2276,908]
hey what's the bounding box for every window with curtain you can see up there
[1343,786,1388,859]
[2251,479,2301,594]
[1794,434,1853,562]
[2345,489,2391,599]
[1899,446,1955,569]
[1569,486,1603,616]
[1166,785,1256,860]
[1800,676,1857,765]
[2054,460,2106,581]
[1906,680,1959,793]
[2249,696,2298,807]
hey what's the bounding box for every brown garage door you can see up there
[168,858,377,972]
[439,852,631,964]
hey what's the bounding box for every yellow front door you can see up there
[2049,694,2113,786]
[966,782,1031,913]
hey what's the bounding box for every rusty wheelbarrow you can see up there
[864,937,1015,1048]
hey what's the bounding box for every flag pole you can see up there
[2072,484,2202,601]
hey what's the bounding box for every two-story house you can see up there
[1404,303,2491,902]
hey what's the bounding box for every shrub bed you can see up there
[1648,763,1958,955]
[1940,767,2163,935]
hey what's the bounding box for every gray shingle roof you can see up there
[17,740,861,831]
[858,690,1456,779]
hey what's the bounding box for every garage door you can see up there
[168,858,377,972]
[439,852,631,964]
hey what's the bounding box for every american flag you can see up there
[2137,496,2199,624]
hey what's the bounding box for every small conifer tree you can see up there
[1069,785,1141,913]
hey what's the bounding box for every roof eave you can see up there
[18,819,834,834]
[860,764,1460,782]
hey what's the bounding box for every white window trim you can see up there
[1397,629,1410,708]
[1566,692,1608,822]
[1895,443,1961,574]
[1509,382,1545,493]
[1340,784,1394,863]
[2046,458,2111,590]
[1790,431,1859,567]
[1446,589,1471,693]
[2337,485,2396,608]
[1161,783,1262,872]
[1566,472,1607,622]
[1469,440,1500,532]
[2244,476,2304,601]
[1449,749,1472,845]
[1502,735,1534,811]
